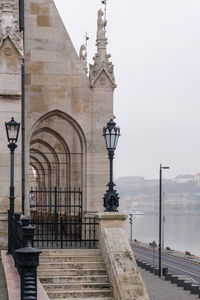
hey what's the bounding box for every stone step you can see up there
[39,275,109,284]
[47,289,113,298]
[40,255,103,263]
[38,262,105,270]
[40,249,100,256]
[43,282,110,291]
[51,298,114,300]
[38,268,107,276]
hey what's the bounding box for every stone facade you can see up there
[0,0,116,246]
[0,0,23,247]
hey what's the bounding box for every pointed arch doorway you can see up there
[28,110,98,248]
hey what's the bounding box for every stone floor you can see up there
[0,260,8,300]
[140,268,199,300]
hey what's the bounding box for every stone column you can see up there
[96,212,149,300]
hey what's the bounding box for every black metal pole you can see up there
[9,147,15,215]
[7,143,17,254]
[129,214,133,241]
[19,0,25,215]
[159,164,162,278]
[109,150,114,188]
[21,61,25,215]
[19,0,24,32]
[153,247,155,267]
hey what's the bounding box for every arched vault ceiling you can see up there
[32,127,70,155]
[31,110,86,152]
[30,139,59,165]
[30,148,51,171]
[30,155,45,180]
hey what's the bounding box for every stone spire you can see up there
[89,9,116,88]
[0,0,23,55]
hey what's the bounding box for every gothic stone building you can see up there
[0,0,116,247]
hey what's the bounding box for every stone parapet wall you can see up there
[96,212,150,300]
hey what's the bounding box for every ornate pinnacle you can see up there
[89,8,115,86]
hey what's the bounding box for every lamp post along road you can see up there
[5,117,20,254]
[159,163,169,278]
[103,119,120,212]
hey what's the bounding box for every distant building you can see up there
[194,173,200,185]
[173,175,194,184]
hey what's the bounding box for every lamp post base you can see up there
[103,188,119,212]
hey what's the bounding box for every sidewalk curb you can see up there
[137,260,200,296]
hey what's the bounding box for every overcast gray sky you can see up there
[54,0,200,179]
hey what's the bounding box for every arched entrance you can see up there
[28,111,97,248]
[29,110,86,191]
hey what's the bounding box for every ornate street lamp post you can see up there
[103,119,120,211]
[159,163,170,277]
[5,117,20,253]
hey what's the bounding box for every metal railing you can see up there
[30,187,99,249]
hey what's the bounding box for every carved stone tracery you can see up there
[0,0,23,56]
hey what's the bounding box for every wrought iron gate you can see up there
[30,187,98,249]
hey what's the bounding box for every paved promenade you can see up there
[140,268,199,300]
[0,260,8,300]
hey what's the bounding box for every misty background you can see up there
[54,0,200,180]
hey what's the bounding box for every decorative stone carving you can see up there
[0,0,23,56]
[89,8,116,88]
[4,46,12,55]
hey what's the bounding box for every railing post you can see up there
[55,187,58,242]
[15,224,41,300]
[21,217,30,227]
[61,217,63,249]
[13,213,21,264]
[7,210,11,254]
[22,223,34,247]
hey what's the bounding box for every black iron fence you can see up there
[8,187,99,299]
[30,215,98,249]
[30,187,82,217]
[29,187,99,249]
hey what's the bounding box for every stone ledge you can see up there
[0,214,8,221]
[96,212,127,220]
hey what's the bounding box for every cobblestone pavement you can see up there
[0,260,8,300]
[140,268,199,300]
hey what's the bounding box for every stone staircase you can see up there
[38,249,114,300]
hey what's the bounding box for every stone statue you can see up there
[97,9,106,40]
[79,44,86,61]
[79,44,88,73]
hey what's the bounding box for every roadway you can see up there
[132,243,200,285]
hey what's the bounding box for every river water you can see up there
[126,214,200,256]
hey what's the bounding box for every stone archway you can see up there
[27,110,87,214]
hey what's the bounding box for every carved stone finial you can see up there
[0,0,23,56]
[89,8,115,88]
[79,44,88,73]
